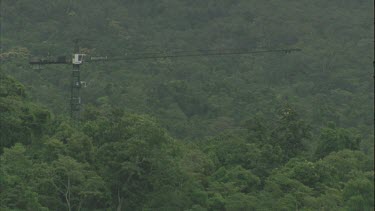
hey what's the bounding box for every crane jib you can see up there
[85,48,302,63]
[28,46,301,122]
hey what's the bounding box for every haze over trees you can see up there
[1,0,373,210]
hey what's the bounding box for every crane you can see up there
[29,40,301,122]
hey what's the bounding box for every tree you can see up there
[271,105,311,160]
[0,144,47,210]
[315,123,361,159]
[93,113,190,210]
[0,74,50,151]
[49,155,109,211]
[262,173,314,210]
[343,173,374,210]
[316,150,371,187]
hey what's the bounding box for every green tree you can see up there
[50,155,109,211]
[271,105,311,160]
[343,173,374,211]
[0,144,47,210]
[315,123,361,159]
[93,113,191,210]
[0,73,50,151]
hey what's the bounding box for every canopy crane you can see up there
[29,41,301,122]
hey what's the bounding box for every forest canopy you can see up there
[0,0,373,210]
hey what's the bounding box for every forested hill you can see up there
[1,72,374,210]
[1,0,373,139]
[1,0,374,210]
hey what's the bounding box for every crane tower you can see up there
[29,41,301,122]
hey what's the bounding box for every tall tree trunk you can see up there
[117,188,122,211]
[65,177,71,211]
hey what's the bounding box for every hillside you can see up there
[1,73,374,210]
[1,0,374,210]
[2,0,373,139]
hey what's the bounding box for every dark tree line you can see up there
[1,0,373,210]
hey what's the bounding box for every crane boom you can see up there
[85,48,301,63]
[29,46,301,122]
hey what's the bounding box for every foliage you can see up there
[1,0,373,139]
[0,0,373,210]
[0,76,373,210]
[0,73,50,151]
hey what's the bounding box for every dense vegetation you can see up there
[1,0,373,210]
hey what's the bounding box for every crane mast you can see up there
[70,40,85,120]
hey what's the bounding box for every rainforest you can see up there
[0,0,374,210]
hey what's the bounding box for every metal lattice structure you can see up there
[29,42,301,122]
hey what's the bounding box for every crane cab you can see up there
[72,54,86,65]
